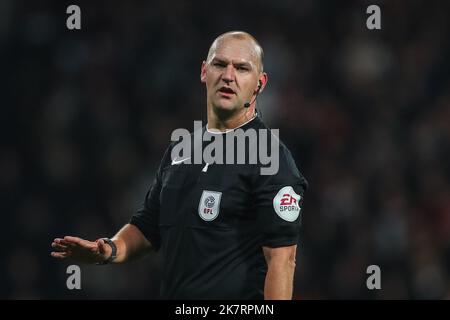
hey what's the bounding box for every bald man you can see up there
[51,31,308,300]
[202,31,267,130]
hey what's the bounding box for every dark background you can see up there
[1,0,449,299]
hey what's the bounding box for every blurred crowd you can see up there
[1,0,449,299]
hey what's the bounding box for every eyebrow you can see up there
[211,58,253,69]
[234,62,251,69]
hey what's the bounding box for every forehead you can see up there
[210,38,259,66]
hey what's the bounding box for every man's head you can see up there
[201,31,268,116]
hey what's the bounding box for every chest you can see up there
[158,163,256,228]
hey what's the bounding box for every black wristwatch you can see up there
[96,238,117,265]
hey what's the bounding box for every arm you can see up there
[51,223,152,264]
[108,223,152,263]
[263,244,297,300]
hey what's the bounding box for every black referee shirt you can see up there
[130,116,308,299]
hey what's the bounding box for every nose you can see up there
[222,64,235,83]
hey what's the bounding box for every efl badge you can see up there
[198,190,222,221]
[273,186,301,222]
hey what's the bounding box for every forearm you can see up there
[109,224,152,263]
[264,260,296,300]
[263,245,297,300]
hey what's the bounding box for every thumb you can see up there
[97,239,106,255]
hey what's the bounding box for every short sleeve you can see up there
[129,144,173,251]
[253,147,308,248]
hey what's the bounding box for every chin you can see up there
[213,100,236,110]
[212,102,239,117]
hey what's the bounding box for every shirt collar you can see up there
[206,113,258,134]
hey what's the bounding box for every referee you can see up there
[51,31,308,300]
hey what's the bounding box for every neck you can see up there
[207,105,256,131]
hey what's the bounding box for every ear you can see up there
[257,72,268,93]
[200,61,207,83]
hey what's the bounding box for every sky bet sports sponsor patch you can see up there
[273,186,301,222]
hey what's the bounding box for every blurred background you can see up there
[1,0,449,299]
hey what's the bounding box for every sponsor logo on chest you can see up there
[198,190,222,221]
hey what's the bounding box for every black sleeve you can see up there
[129,144,172,251]
[253,147,308,248]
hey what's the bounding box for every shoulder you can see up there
[278,141,303,178]
[255,118,306,182]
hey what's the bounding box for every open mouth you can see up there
[217,86,236,96]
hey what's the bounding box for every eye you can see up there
[213,62,226,68]
[236,66,249,72]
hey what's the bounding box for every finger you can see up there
[98,239,106,254]
[64,236,96,249]
[52,240,68,248]
[51,242,69,251]
[51,251,70,259]
[55,238,75,247]
[63,236,83,244]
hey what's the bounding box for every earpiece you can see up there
[244,80,263,108]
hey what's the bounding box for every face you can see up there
[201,38,265,113]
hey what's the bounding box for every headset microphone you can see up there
[244,81,262,108]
